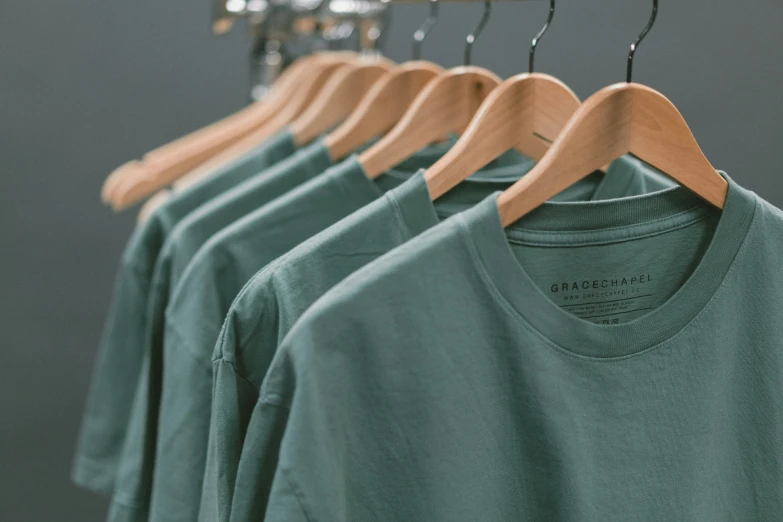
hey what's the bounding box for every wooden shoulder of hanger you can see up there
[109,54,353,210]
[170,54,367,191]
[101,54,321,205]
[358,65,503,179]
[167,59,354,192]
[324,61,445,162]
[289,55,397,147]
[497,82,728,226]
[424,72,581,199]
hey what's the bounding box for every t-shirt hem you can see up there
[107,495,148,522]
[71,455,116,495]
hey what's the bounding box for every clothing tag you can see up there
[548,274,655,325]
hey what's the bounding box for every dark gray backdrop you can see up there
[2,1,782,520]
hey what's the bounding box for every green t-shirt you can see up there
[155,148,544,522]
[180,157,668,521]
[106,139,336,522]
[245,175,781,521]
[72,130,296,494]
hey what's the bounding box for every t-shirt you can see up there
[155,148,546,522]
[181,157,669,521]
[72,129,297,494]
[246,175,783,521]
[106,139,336,522]
[224,158,672,521]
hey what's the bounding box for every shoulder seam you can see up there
[213,357,260,391]
[385,191,419,242]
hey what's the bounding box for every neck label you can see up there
[549,273,655,325]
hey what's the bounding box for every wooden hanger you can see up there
[424,0,580,199]
[107,53,349,209]
[497,1,728,227]
[358,0,501,178]
[324,0,445,162]
[164,57,356,193]
[424,73,579,199]
[136,38,418,222]
[136,189,171,225]
[324,61,445,162]
[100,53,324,205]
[167,54,392,194]
[290,55,396,147]
[357,66,500,179]
[109,55,352,210]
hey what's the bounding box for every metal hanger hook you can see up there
[627,0,658,83]
[464,0,492,66]
[412,0,439,60]
[529,0,555,73]
[369,9,392,52]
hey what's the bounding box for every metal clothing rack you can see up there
[212,0,540,100]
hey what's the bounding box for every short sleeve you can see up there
[229,399,292,521]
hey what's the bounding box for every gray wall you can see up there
[1,1,782,520]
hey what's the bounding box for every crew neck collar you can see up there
[331,146,539,215]
[460,176,757,359]
[386,172,442,238]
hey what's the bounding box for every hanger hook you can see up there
[626,0,658,83]
[412,0,439,60]
[464,1,492,66]
[352,21,362,52]
[529,0,555,73]
[369,9,392,53]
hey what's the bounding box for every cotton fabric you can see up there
[158,148,539,522]
[107,138,337,522]
[250,176,782,521]
[72,130,297,494]
[198,158,669,521]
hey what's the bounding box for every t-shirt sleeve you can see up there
[198,358,259,522]
[72,263,151,493]
[230,399,292,521]
[197,263,297,521]
[149,323,215,521]
[73,214,169,494]
[107,254,174,520]
[150,251,240,522]
[107,350,154,520]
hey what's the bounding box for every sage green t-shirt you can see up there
[155,148,544,522]
[72,130,297,494]
[184,158,669,521]
[249,176,782,521]
[106,139,336,522]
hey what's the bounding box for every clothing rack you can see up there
[214,0,540,100]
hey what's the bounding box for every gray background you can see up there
[1,0,782,520]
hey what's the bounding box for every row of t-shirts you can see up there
[74,127,783,521]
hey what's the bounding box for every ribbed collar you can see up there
[459,175,757,358]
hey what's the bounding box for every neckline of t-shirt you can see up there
[383,170,604,242]
[326,156,388,205]
[501,188,714,247]
[333,153,539,225]
[460,175,757,359]
[385,172,442,238]
[325,158,483,224]
[379,154,537,185]
[382,171,525,240]
[591,155,646,201]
